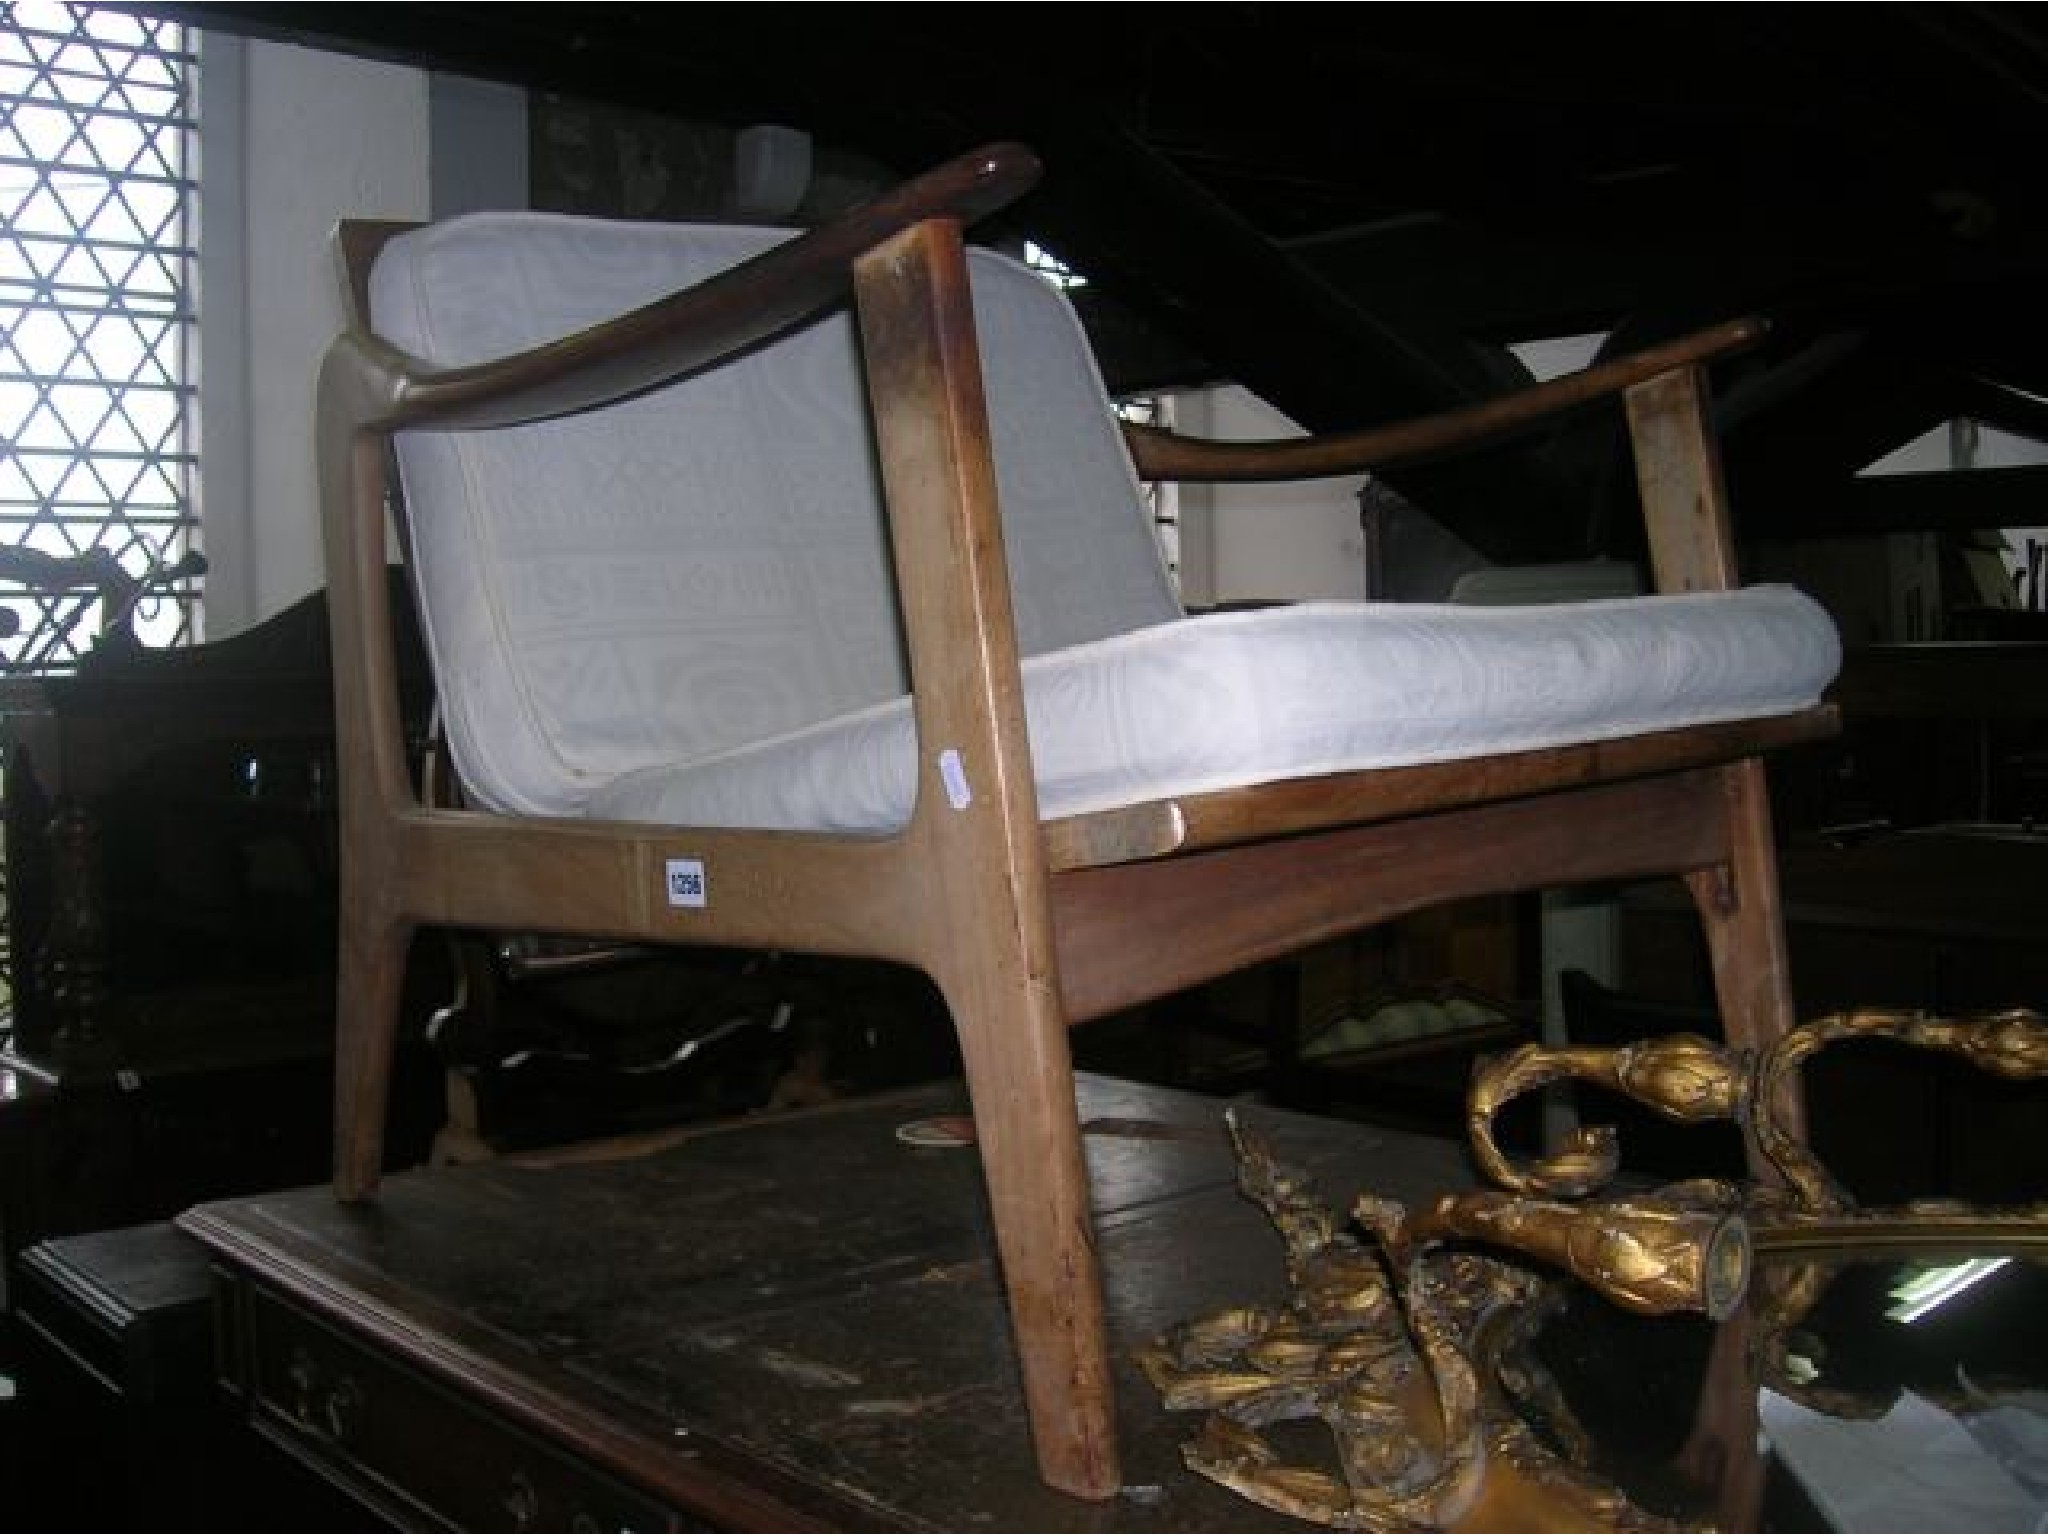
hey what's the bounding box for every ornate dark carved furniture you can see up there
[0,582,446,1280]
[0,575,429,1068]
[6,1218,379,1532]
[315,140,1839,1497]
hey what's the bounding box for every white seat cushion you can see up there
[587,584,1841,832]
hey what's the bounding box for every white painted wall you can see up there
[1169,385,1367,607]
[200,38,432,636]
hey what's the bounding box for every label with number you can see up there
[665,857,708,909]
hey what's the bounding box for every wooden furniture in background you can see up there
[6,1219,376,1533]
[0,578,432,1067]
[1611,825,2048,1203]
[1772,641,2048,834]
[0,583,447,1278]
[0,1024,438,1282]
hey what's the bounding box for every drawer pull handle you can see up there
[283,1345,364,1445]
[503,1470,542,1531]
[323,1373,364,1443]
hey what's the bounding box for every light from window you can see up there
[0,0,201,672]
[1115,394,1181,593]
[1023,239,1086,292]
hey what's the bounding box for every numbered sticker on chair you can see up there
[937,747,973,810]
[665,857,708,908]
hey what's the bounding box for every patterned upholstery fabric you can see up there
[370,214,1841,832]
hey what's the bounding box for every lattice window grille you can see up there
[0,0,201,674]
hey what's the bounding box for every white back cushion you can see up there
[368,214,1179,817]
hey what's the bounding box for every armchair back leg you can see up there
[1686,757,1806,1169]
[854,215,1120,1499]
[333,889,414,1202]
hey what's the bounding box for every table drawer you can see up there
[241,1284,688,1532]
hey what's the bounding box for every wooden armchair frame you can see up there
[318,142,1836,1499]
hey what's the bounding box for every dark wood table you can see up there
[177,1072,1482,1532]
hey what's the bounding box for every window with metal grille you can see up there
[0,0,201,674]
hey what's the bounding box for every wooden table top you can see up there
[179,1072,1484,1531]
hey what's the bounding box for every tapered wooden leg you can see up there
[853,216,1119,1497]
[333,890,413,1202]
[1686,758,1806,1172]
[946,977,1120,1500]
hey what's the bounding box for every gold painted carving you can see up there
[1468,1006,2048,1233]
[1136,1113,1730,1531]
[1143,1008,2048,1529]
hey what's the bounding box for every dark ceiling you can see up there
[149,3,2048,564]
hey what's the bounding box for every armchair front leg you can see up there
[853,218,1119,1498]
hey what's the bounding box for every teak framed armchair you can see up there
[317,142,1840,1499]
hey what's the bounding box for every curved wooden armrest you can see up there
[341,141,1043,434]
[1121,316,1768,484]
